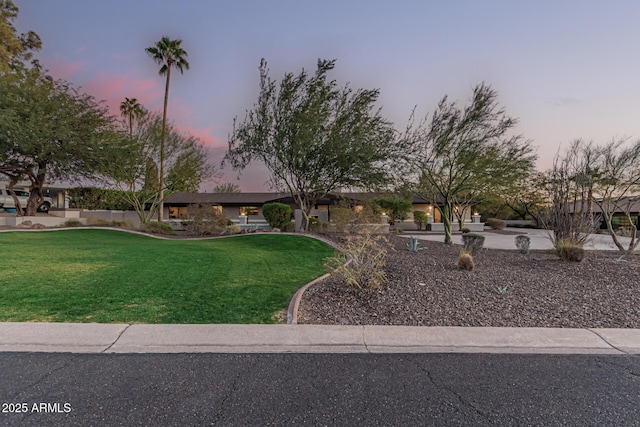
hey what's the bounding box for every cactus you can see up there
[462,233,485,255]
[515,235,530,254]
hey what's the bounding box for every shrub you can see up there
[461,227,471,234]
[458,251,474,270]
[85,218,133,228]
[262,203,292,230]
[330,206,354,232]
[557,240,585,262]
[354,201,382,224]
[184,203,226,236]
[220,224,241,235]
[110,220,133,228]
[86,217,110,226]
[413,211,427,230]
[515,235,531,254]
[282,222,296,232]
[325,232,388,289]
[486,218,506,230]
[141,221,177,235]
[63,219,83,227]
[462,233,485,255]
[308,217,325,233]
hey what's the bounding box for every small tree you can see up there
[543,140,602,249]
[261,202,292,230]
[98,112,214,224]
[401,83,537,244]
[224,58,399,231]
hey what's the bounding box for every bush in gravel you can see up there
[262,203,292,230]
[557,240,585,262]
[458,251,475,270]
[63,219,83,227]
[515,235,531,254]
[325,231,388,289]
[462,233,485,255]
[486,218,506,230]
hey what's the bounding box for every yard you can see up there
[299,234,640,328]
[0,230,334,324]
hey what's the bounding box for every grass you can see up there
[0,229,334,324]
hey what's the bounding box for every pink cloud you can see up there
[176,123,225,148]
[82,73,163,116]
[47,53,89,79]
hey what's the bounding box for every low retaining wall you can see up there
[3,216,86,227]
[427,222,485,232]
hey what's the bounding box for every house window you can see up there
[169,207,188,219]
[240,206,259,216]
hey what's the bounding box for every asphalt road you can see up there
[1,353,639,426]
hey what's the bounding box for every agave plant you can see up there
[406,236,423,252]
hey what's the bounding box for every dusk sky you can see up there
[14,1,640,191]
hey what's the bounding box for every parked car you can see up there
[0,186,53,213]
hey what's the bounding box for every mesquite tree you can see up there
[224,59,398,231]
[402,83,537,243]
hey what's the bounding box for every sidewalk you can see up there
[1,323,639,354]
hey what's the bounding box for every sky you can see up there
[14,0,640,191]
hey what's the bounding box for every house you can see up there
[163,192,478,231]
[164,192,292,222]
[572,196,640,232]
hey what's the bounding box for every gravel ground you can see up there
[298,234,640,328]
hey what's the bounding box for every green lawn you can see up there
[0,229,334,324]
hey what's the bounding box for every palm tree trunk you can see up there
[158,66,171,222]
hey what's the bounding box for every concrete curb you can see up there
[287,274,331,324]
[1,323,639,355]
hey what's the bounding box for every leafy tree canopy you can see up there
[224,58,399,230]
[0,68,115,214]
[0,0,41,73]
[98,111,216,223]
[402,83,537,243]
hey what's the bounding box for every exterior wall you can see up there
[223,206,240,219]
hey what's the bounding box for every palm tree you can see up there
[145,36,190,221]
[119,97,146,137]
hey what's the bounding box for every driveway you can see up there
[404,227,638,251]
